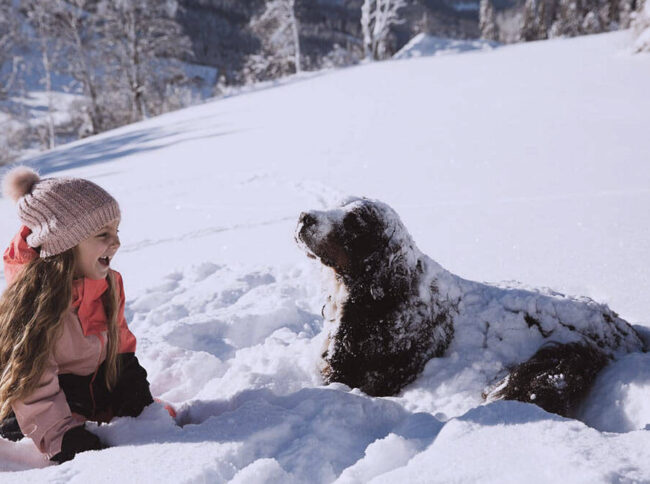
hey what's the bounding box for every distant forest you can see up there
[1,0,647,164]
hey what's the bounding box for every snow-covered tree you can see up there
[632,0,650,51]
[581,10,603,32]
[25,1,60,149]
[361,0,373,59]
[361,0,407,60]
[520,0,542,40]
[39,0,110,135]
[549,0,582,36]
[538,0,549,38]
[250,0,302,75]
[320,44,360,69]
[619,0,634,28]
[0,0,22,100]
[98,0,192,122]
[479,0,499,41]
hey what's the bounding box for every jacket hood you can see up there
[3,225,38,285]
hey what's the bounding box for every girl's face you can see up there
[73,220,121,280]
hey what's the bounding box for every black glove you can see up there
[50,425,107,464]
[0,412,24,442]
[110,353,154,418]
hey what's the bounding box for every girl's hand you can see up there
[50,425,107,464]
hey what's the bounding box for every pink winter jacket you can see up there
[3,226,137,458]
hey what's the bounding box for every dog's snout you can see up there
[299,212,317,227]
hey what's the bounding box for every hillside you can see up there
[0,30,649,482]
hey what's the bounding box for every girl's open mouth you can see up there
[99,257,110,267]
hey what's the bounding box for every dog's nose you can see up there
[299,212,317,227]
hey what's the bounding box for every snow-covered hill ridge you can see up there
[393,33,498,59]
[1,31,650,482]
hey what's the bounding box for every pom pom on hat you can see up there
[2,166,41,203]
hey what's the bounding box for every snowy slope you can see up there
[1,30,649,482]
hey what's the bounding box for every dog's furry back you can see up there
[297,198,645,413]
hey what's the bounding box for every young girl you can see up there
[0,167,153,463]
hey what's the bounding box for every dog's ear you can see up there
[341,207,385,261]
[342,203,382,236]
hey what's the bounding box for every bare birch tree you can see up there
[360,0,407,60]
[40,0,109,135]
[25,1,58,149]
[479,0,499,41]
[520,0,544,40]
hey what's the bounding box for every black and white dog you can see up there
[295,197,645,417]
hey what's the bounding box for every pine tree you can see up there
[479,0,499,41]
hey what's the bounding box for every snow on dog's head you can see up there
[295,197,421,279]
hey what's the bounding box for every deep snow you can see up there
[0,30,649,482]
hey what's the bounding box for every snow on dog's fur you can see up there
[295,197,645,417]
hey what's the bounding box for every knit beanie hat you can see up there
[1,166,121,258]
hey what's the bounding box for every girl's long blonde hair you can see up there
[0,251,120,420]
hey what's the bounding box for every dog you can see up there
[295,197,645,417]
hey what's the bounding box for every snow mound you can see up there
[578,351,650,432]
[394,33,498,59]
[2,388,445,483]
[371,401,650,483]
